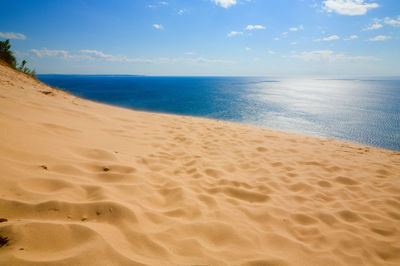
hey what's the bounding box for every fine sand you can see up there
[0,62,399,266]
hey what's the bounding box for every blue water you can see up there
[38,75,400,151]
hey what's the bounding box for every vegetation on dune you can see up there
[18,59,36,77]
[0,39,36,78]
[0,39,16,68]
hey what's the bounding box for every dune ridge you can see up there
[0,63,399,265]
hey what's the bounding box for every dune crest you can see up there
[0,63,399,265]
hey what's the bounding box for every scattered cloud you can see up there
[322,0,379,16]
[0,32,26,40]
[289,25,304,31]
[344,34,358,40]
[30,48,149,62]
[80,49,115,60]
[384,16,400,27]
[291,50,377,62]
[363,22,382,31]
[368,35,391,41]
[148,1,168,8]
[291,42,297,45]
[275,31,290,40]
[323,35,340,41]
[212,0,237,8]
[184,52,195,55]
[267,50,275,55]
[315,35,340,41]
[153,24,164,30]
[245,47,251,51]
[178,9,185,15]
[80,50,155,63]
[30,48,71,58]
[227,31,243,37]
[29,48,231,64]
[245,25,266,30]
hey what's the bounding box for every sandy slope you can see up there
[0,62,399,266]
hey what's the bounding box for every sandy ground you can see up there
[0,62,399,266]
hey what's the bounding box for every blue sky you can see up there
[1,0,399,76]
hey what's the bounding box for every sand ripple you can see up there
[0,62,399,265]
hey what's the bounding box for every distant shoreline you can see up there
[38,75,400,151]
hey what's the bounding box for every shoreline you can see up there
[65,94,400,153]
[47,87,398,153]
[1,63,399,265]
[37,74,400,152]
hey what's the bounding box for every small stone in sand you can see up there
[40,90,53,95]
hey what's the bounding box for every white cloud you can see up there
[291,42,297,45]
[291,50,377,62]
[153,24,164,30]
[323,35,340,41]
[80,49,114,60]
[148,2,168,8]
[227,31,243,37]
[322,0,379,16]
[29,48,231,64]
[275,31,288,40]
[363,22,382,31]
[79,50,154,63]
[289,25,304,31]
[315,35,340,41]
[267,50,275,55]
[30,48,70,58]
[368,35,391,41]
[30,48,147,62]
[212,0,236,8]
[384,16,400,27]
[178,9,185,15]
[245,47,251,51]
[245,25,266,30]
[0,32,26,40]
[184,52,195,55]
[344,34,358,40]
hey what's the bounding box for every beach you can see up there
[0,61,399,265]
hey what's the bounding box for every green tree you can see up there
[0,39,17,68]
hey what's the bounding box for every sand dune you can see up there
[0,62,399,265]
